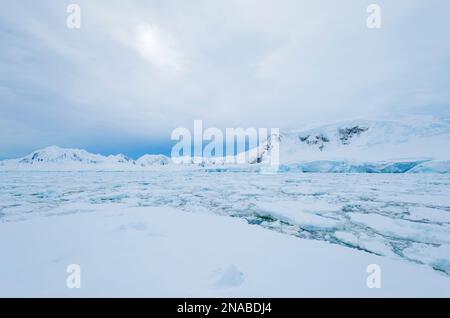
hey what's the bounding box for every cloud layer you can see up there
[1,0,449,158]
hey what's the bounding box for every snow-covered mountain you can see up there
[0,146,170,170]
[15,146,118,165]
[246,116,450,173]
[275,116,450,163]
[227,115,450,173]
[1,116,449,172]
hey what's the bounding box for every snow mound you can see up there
[136,154,170,166]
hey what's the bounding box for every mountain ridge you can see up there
[2,116,450,173]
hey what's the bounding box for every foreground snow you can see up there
[0,171,450,297]
[1,204,449,297]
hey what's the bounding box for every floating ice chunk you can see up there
[406,206,450,223]
[334,231,359,245]
[257,200,341,229]
[349,213,450,245]
[334,231,395,257]
[403,244,450,274]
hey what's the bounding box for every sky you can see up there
[1,0,450,159]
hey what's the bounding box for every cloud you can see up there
[117,23,185,74]
[135,24,184,71]
[0,0,450,158]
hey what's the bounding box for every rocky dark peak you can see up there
[116,155,132,163]
[266,133,282,150]
[21,152,44,163]
[338,126,368,145]
[299,134,330,151]
[248,133,282,164]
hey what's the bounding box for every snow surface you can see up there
[1,171,450,297]
[1,204,450,297]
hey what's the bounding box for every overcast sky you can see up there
[1,0,449,159]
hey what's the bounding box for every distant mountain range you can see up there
[0,146,171,171]
[2,116,450,173]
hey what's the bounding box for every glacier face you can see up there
[1,171,450,275]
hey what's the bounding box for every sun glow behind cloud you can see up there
[133,24,185,73]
